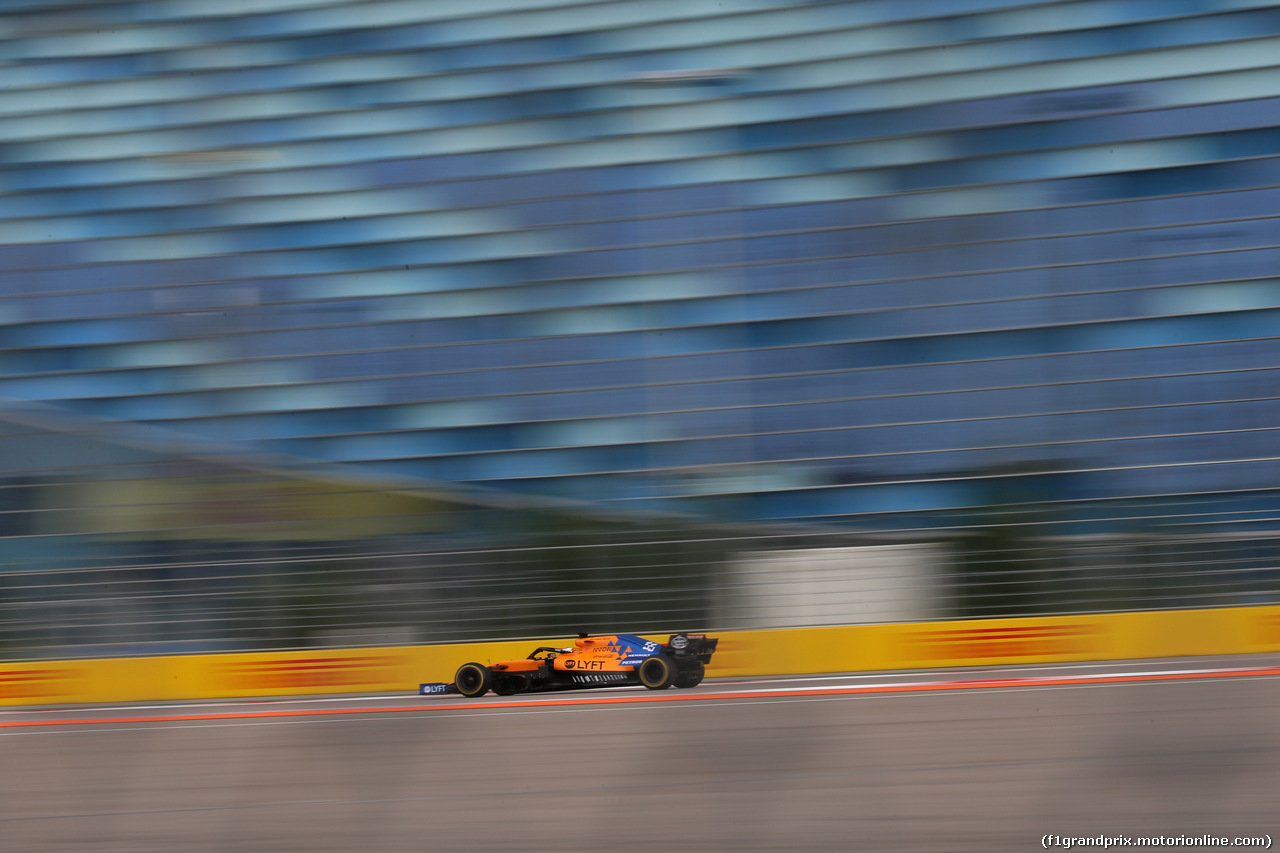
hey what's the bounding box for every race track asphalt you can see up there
[2,657,1278,852]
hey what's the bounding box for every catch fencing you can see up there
[2,468,1279,661]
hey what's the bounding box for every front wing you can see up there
[419,682,457,695]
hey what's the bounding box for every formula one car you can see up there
[419,632,718,697]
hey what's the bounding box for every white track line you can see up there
[4,659,1272,717]
[10,672,1280,738]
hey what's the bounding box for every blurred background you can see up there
[2,0,1280,660]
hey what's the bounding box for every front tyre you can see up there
[638,654,678,690]
[674,661,705,688]
[454,662,492,697]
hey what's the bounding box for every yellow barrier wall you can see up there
[4,605,1280,706]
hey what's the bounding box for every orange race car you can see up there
[419,632,718,697]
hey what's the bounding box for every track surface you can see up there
[3,657,1278,852]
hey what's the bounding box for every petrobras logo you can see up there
[620,656,652,667]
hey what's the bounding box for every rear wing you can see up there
[666,632,717,662]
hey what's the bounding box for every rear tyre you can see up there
[638,654,678,690]
[674,661,705,689]
[454,662,492,697]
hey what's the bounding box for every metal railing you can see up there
[3,477,1279,660]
